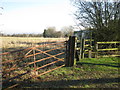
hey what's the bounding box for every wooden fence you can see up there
[76,38,95,59]
[66,36,120,61]
[95,41,120,58]
[75,37,120,59]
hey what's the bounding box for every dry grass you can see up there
[1,37,68,52]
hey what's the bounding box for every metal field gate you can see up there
[1,41,66,89]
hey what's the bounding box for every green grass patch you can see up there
[78,57,119,71]
[5,57,120,89]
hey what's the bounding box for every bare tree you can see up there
[72,0,120,41]
[0,7,3,15]
[61,26,74,37]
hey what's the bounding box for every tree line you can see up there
[0,33,43,37]
[0,26,74,38]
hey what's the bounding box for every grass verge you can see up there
[4,57,120,88]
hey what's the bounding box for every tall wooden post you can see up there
[81,39,85,59]
[75,37,79,61]
[89,34,92,58]
[88,50,92,58]
[95,42,98,58]
[65,36,76,67]
[79,37,82,60]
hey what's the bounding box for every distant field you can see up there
[1,37,67,52]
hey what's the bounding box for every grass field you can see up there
[1,37,67,52]
[7,57,119,88]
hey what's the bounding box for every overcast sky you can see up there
[0,0,77,34]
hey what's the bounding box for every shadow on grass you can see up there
[3,77,119,88]
[77,62,120,68]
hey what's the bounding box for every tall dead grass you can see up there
[1,37,68,52]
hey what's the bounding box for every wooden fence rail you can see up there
[95,41,120,58]
[74,36,120,59]
[75,38,94,59]
[97,41,120,44]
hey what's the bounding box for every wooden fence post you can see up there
[65,36,76,67]
[88,50,92,58]
[81,39,85,59]
[89,37,92,58]
[75,37,79,61]
[79,38,82,60]
[95,42,98,58]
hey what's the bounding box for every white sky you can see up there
[0,0,76,34]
